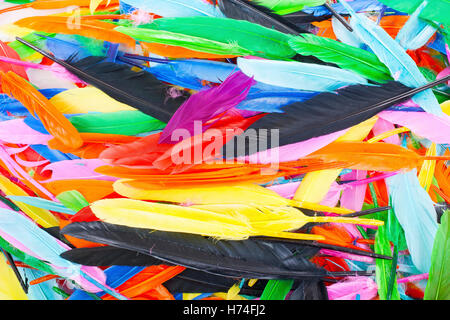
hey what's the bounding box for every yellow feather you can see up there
[418,143,436,192]
[0,254,28,300]
[441,100,450,115]
[0,175,59,228]
[113,180,354,215]
[49,87,136,114]
[293,117,378,203]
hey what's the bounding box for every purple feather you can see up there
[159,71,255,144]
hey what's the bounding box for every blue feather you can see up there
[29,145,80,162]
[395,1,437,51]
[68,266,145,300]
[339,0,445,118]
[303,0,384,16]
[6,196,76,215]
[386,170,439,273]
[18,268,63,300]
[42,34,108,62]
[120,0,225,17]
[237,57,368,92]
[0,89,66,117]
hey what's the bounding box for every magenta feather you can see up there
[159,71,254,144]
[327,277,378,300]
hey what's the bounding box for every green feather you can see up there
[288,34,392,83]
[121,17,297,59]
[0,236,54,275]
[378,0,450,25]
[56,190,90,213]
[375,224,400,300]
[260,279,294,300]
[254,0,326,15]
[69,111,166,136]
[424,211,450,300]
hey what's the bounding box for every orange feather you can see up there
[15,16,135,49]
[0,0,119,14]
[0,71,83,149]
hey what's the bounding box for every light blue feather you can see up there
[19,268,63,300]
[331,16,366,49]
[338,0,445,118]
[237,57,368,92]
[395,1,437,51]
[120,0,225,18]
[303,0,383,16]
[385,170,439,273]
[6,196,76,215]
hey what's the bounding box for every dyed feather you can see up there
[127,16,297,59]
[395,1,437,51]
[0,253,28,300]
[0,119,51,145]
[424,211,450,300]
[338,0,444,117]
[159,71,254,144]
[237,57,368,92]
[15,16,135,48]
[122,0,225,18]
[216,0,309,34]
[0,71,83,149]
[288,34,392,83]
[6,196,76,215]
[61,221,338,280]
[0,40,29,86]
[69,111,166,136]
[327,277,378,300]
[386,171,439,273]
[254,0,326,15]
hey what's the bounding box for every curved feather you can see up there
[288,34,392,83]
[338,0,444,117]
[0,71,83,149]
[0,40,29,86]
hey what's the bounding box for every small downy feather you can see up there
[0,71,83,149]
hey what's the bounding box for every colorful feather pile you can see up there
[0,0,448,301]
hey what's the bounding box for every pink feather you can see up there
[372,117,400,145]
[0,119,52,145]
[327,277,378,300]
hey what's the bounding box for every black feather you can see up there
[284,10,333,24]
[216,0,310,34]
[223,81,414,157]
[288,280,329,300]
[61,221,329,280]
[14,38,190,123]
[60,246,164,266]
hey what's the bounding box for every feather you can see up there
[327,276,378,300]
[237,57,368,92]
[90,199,383,241]
[288,280,328,300]
[338,0,444,117]
[378,110,450,145]
[386,170,439,273]
[424,211,450,300]
[69,111,166,136]
[0,253,28,300]
[395,1,437,51]
[0,0,119,13]
[15,16,135,49]
[260,279,293,300]
[0,40,29,86]
[121,16,297,59]
[6,196,76,215]
[56,190,90,212]
[111,180,354,214]
[288,34,392,83]
[0,175,59,228]
[159,71,254,144]
[39,159,116,183]
[302,0,383,16]
[254,0,326,15]
[15,40,191,122]
[331,16,365,49]
[122,0,224,17]
[377,0,450,26]
[216,0,309,34]
[49,87,135,114]
[0,119,52,145]
[224,81,414,156]
[0,207,111,294]
[418,143,437,192]
[0,71,83,149]
[61,221,338,280]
